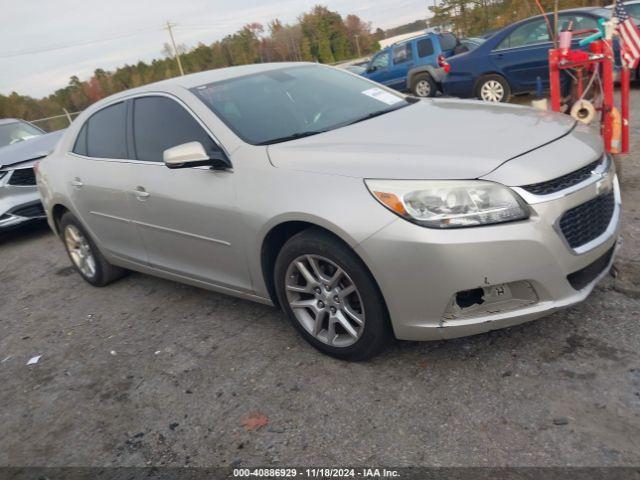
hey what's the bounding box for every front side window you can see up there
[0,121,42,147]
[629,4,640,18]
[498,19,551,49]
[371,51,390,69]
[132,96,220,162]
[417,39,434,58]
[393,44,413,64]
[82,102,128,159]
[192,65,410,145]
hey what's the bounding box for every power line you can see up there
[0,27,161,59]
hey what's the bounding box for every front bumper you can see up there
[0,179,46,231]
[356,173,621,341]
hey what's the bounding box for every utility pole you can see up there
[354,34,361,57]
[165,21,185,76]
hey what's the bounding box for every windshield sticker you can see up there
[361,87,403,105]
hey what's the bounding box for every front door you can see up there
[491,17,553,92]
[388,42,415,90]
[124,95,252,292]
[365,50,394,86]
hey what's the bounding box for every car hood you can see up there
[267,99,576,179]
[0,130,65,168]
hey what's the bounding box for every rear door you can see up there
[416,37,436,65]
[67,101,146,263]
[490,17,553,92]
[124,94,252,292]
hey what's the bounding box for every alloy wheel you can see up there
[284,254,365,347]
[480,80,505,102]
[64,225,97,278]
[415,80,432,97]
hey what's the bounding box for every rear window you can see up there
[417,38,434,57]
[439,33,457,51]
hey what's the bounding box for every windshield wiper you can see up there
[344,103,409,127]
[258,130,327,146]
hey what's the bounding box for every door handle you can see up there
[133,186,150,200]
[71,177,83,188]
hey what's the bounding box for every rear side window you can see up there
[85,102,127,159]
[417,38,434,57]
[439,33,457,52]
[392,44,413,64]
[558,14,599,38]
[132,96,219,162]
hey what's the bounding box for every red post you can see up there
[621,67,631,154]
[601,40,614,153]
[549,49,562,112]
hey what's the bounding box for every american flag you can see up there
[614,0,640,68]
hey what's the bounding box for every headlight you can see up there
[365,179,529,228]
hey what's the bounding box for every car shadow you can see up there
[0,220,52,246]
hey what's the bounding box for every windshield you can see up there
[192,65,410,145]
[0,121,42,147]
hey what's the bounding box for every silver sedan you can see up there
[0,119,63,231]
[36,63,621,360]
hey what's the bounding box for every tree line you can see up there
[1,1,610,130]
[429,0,605,37]
[0,5,381,130]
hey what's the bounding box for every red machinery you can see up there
[548,37,630,154]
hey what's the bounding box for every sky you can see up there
[0,0,432,99]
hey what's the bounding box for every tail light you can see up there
[438,54,451,73]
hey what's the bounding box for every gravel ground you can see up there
[1,94,639,468]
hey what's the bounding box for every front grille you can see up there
[567,246,615,290]
[8,168,36,186]
[521,159,601,195]
[559,191,615,249]
[11,203,45,218]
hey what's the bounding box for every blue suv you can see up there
[361,32,459,97]
[441,8,614,102]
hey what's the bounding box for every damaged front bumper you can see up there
[0,165,46,231]
[355,171,622,342]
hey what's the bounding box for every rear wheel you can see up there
[60,212,125,287]
[274,229,391,361]
[411,73,437,98]
[476,74,511,103]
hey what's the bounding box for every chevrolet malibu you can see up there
[37,63,621,360]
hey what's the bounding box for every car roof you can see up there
[0,118,21,126]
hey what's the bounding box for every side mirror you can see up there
[366,65,377,73]
[163,141,231,170]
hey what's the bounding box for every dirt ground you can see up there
[1,94,639,468]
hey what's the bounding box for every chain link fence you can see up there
[30,110,82,132]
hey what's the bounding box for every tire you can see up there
[59,212,125,287]
[411,73,437,98]
[476,74,511,103]
[274,228,391,361]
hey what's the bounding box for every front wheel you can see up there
[274,229,391,361]
[476,74,511,103]
[411,73,437,98]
